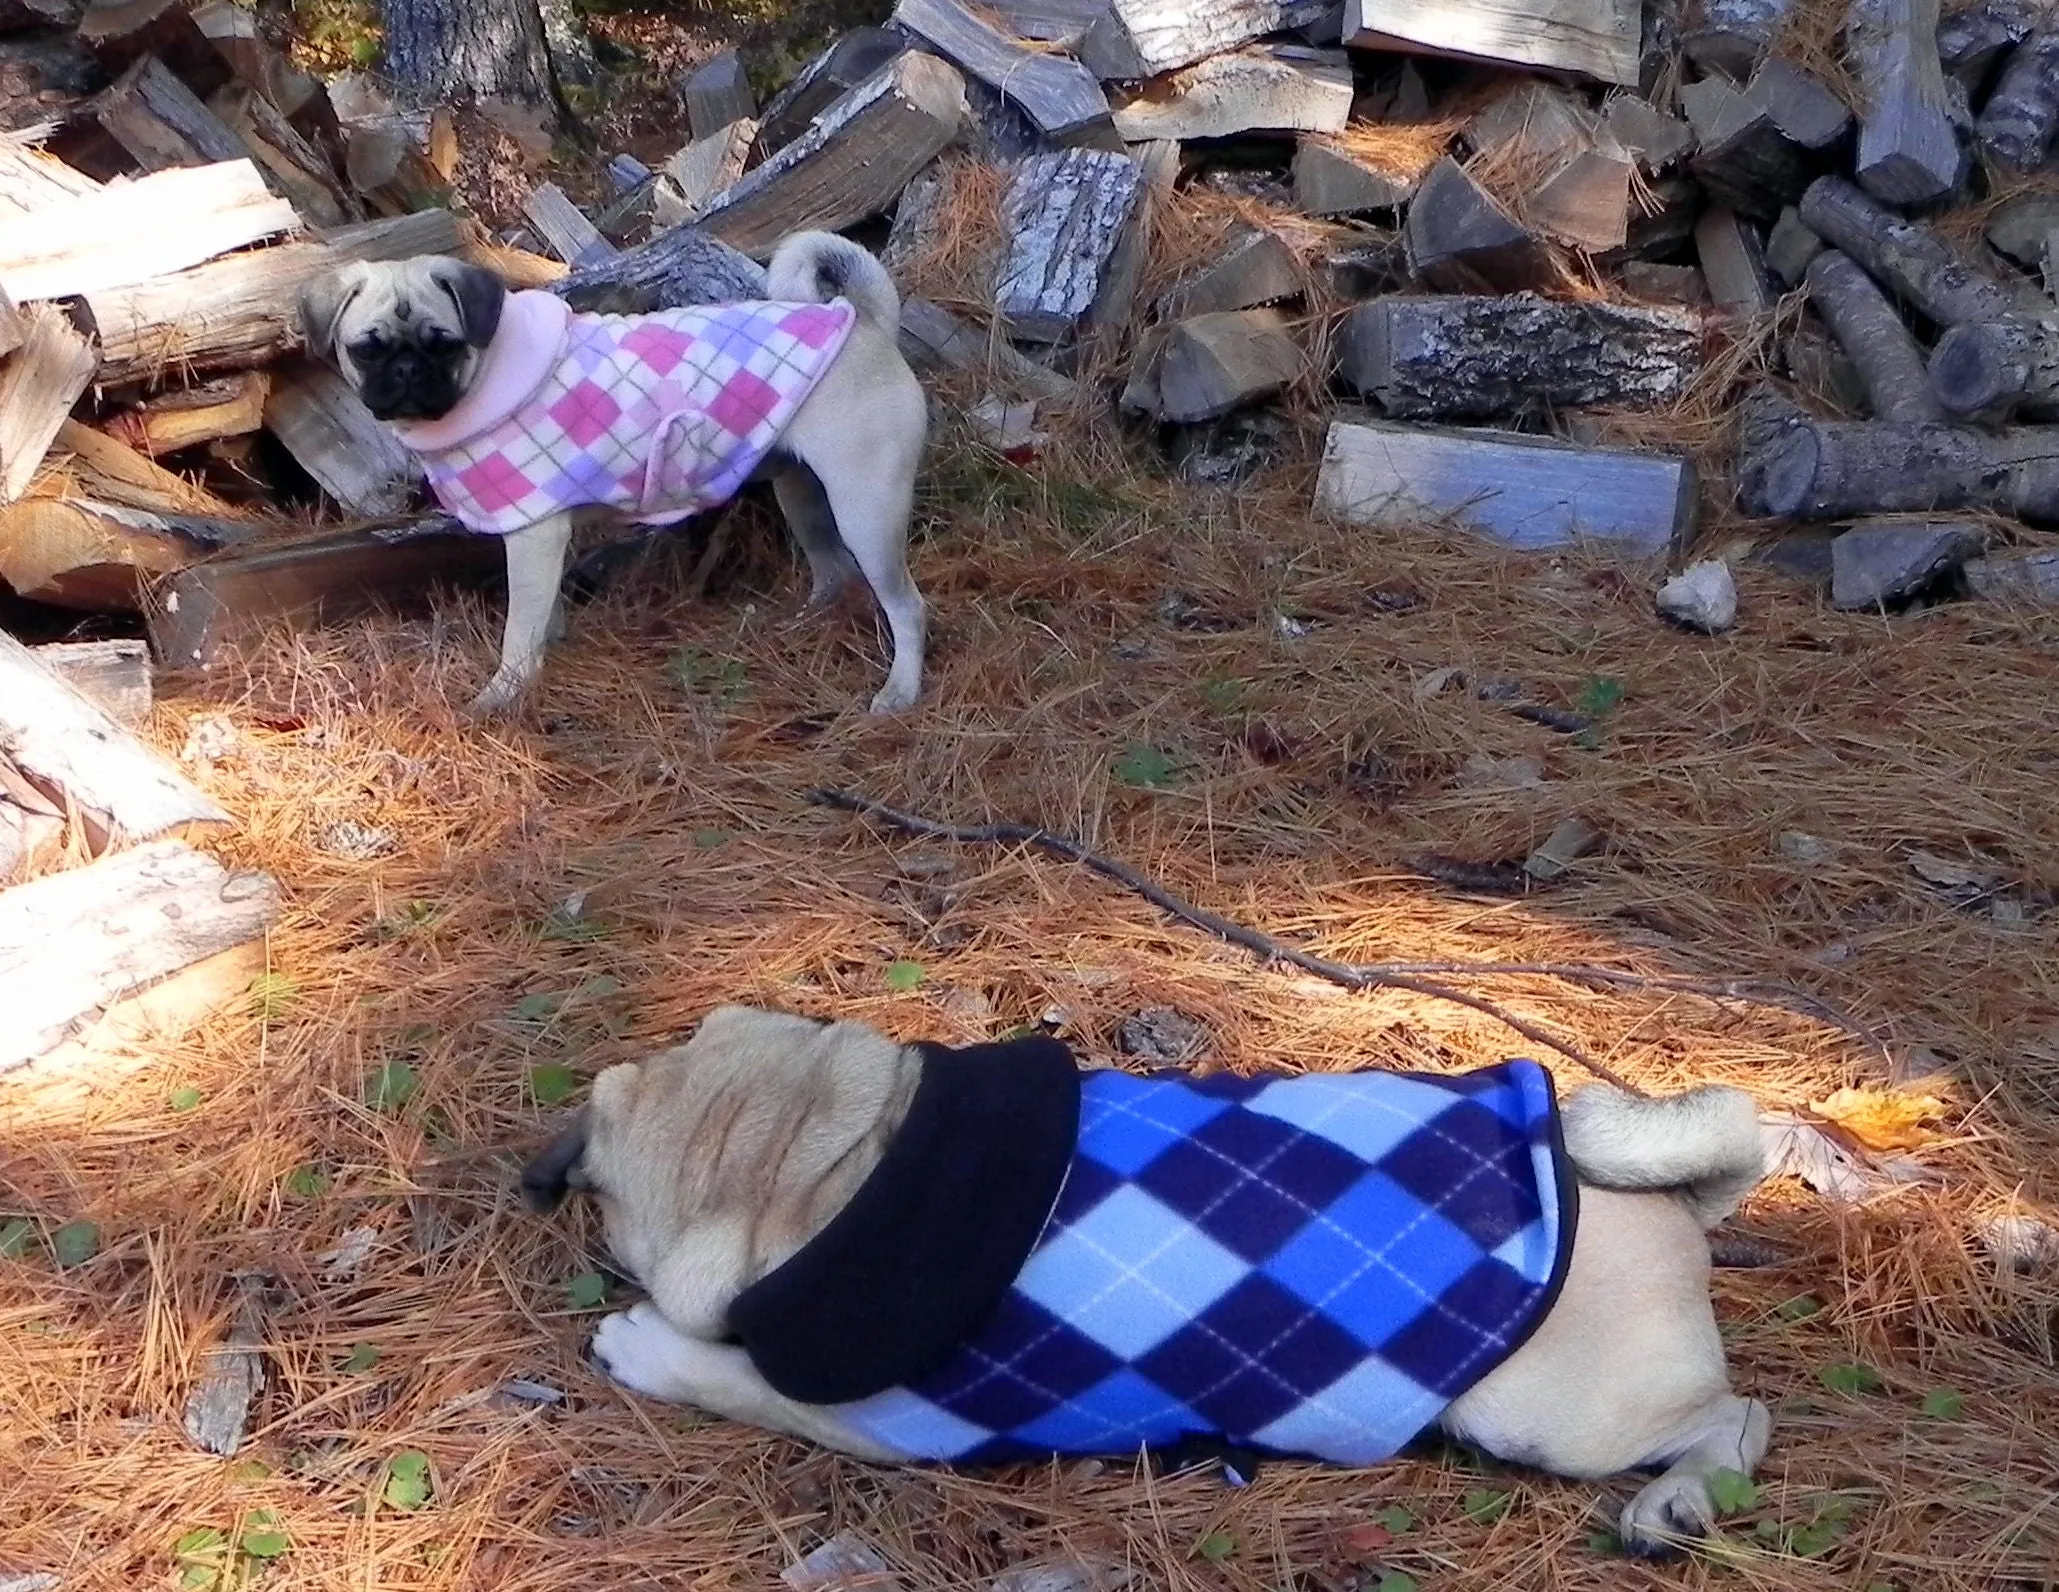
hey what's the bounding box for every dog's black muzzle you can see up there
[352,344,468,423]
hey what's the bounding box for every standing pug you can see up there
[296,233,928,717]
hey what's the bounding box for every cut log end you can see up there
[1928,321,2029,419]
[1736,411,1821,518]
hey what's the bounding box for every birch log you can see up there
[993,147,1144,341]
[1803,250,1941,422]
[1848,0,1963,207]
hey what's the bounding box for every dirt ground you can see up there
[4,413,2059,1589]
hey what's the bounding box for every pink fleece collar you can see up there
[389,290,573,453]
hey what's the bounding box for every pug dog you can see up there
[296,234,928,717]
[522,1006,1773,1555]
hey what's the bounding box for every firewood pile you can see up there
[7,0,2059,670]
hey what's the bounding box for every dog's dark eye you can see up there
[348,333,385,361]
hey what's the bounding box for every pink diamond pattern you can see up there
[548,380,622,448]
[620,321,694,375]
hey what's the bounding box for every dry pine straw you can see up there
[5,421,2059,1592]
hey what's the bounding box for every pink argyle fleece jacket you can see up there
[390,290,856,536]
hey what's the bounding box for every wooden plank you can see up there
[1112,43,1349,140]
[31,639,150,725]
[0,841,275,1073]
[1151,308,1303,421]
[77,208,465,388]
[1402,158,1552,293]
[700,51,967,256]
[653,119,755,227]
[523,181,615,266]
[1316,416,1694,554]
[0,158,298,305]
[104,370,270,457]
[1342,0,1640,87]
[148,519,508,668]
[1154,226,1301,317]
[894,0,1113,144]
[681,49,755,140]
[0,495,251,610]
[992,146,1143,341]
[0,631,230,849]
[262,359,423,516]
[94,52,246,169]
[0,302,94,505]
[1850,0,1962,206]
[1340,293,1702,418]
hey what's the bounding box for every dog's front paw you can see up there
[1618,1472,1717,1557]
[462,679,525,721]
[867,680,919,715]
[588,1303,692,1403]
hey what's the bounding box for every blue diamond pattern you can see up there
[1077,1072,1236,1176]
[1132,1107,1365,1262]
[1374,1098,1542,1249]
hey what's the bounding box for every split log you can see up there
[1316,416,1694,554]
[192,0,323,123]
[0,496,253,610]
[700,51,967,256]
[0,30,107,134]
[896,296,1078,400]
[1620,261,1709,304]
[551,222,766,315]
[207,81,353,228]
[1111,44,1350,140]
[104,370,269,456]
[1343,0,1641,86]
[1027,0,1335,78]
[182,1272,269,1457]
[523,182,614,266]
[0,841,274,1074]
[1985,191,2059,268]
[1683,65,1849,216]
[1149,308,1302,421]
[1965,546,2059,602]
[1935,0,2034,93]
[1829,519,1984,608]
[1155,226,1301,316]
[1849,0,1963,206]
[1975,29,2059,169]
[263,361,422,516]
[1338,292,1702,417]
[0,629,229,848]
[1323,234,1409,300]
[94,53,245,169]
[1403,158,1553,294]
[993,146,1143,341]
[1465,77,1631,249]
[0,303,93,504]
[1803,249,1942,421]
[1694,206,1774,316]
[1736,389,2059,519]
[1292,138,1420,213]
[682,49,755,140]
[1601,93,1694,172]
[894,0,1114,145]
[753,28,907,157]
[0,132,101,220]
[0,286,20,357]
[31,639,150,725]
[149,518,508,668]
[44,419,239,516]
[652,119,755,227]
[75,0,226,89]
[77,208,465,388]
[1681,0,1795,77]
[1765,206,1823,286]
[954,74,1051,162]
[0,158,298,304]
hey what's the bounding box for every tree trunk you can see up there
[379,0,557,121]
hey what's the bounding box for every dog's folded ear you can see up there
[429,258,507,349]
[296,263,368,364]
[520,1112,590,1212]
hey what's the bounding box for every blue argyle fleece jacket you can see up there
[725,1040,1576,1469]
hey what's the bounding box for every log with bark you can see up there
[1146,308,1303,421]
[1339,293,1703,417]
[752,28,906,156]
[192,0,325,126]
[104,369,269,455]
[0,839,274,1073]
[1975,29,2059,168]
[77,208,464,388]
[1935,0,2033,93]
[1681,0,1795,76]
[699,51,967,255]
[1054,0,1335,78]
[263,360,423,516]
[681,49,754,140]
[0,301,94,503]
[379,0,558,130]
[1111,44,1351,140]
[1848,0,1963,206]
[893,0,1114,145]
[1803,249,1942,421]
[94,52,245,169]
[1682,64,1849,217]
[1343,0,1642,86]
[1317,416,1694,554]
[1765,205,1823,286]
[993,146,1144,341]
[550,221,766,314]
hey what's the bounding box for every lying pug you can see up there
[295,234,928,717]
[522,1006,1771,1555]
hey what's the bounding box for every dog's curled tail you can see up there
[1558,1083,1765,1227]
[768,232,901,328]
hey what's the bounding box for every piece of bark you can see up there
[1736,387,2059,518]
[1317,416,1694,554]
[1293,138,1420,213]
[0,495,252,610]
[700,51,966,256]
[1340,292,1703,417]
[1150,308,1302,421]
[1694,206,1775,316]
[1155,227,1301,317]
[207,80,353,228]
[1111,44,1350,140]
[1850,0,1963,206]
[896,296,1079,400]
[1935,0,2034,93]
[0,303,93,504]
[263,360,423,516]
[94,53,245,169]
[523,182,615,266]
[78,208,464,388]
[32,639,150,725]
[1620,260,1709,304]
[1681,0,1795,77]
[1830,518,1985,607]
[149,517,509,668]
[653,119,755,228]
[0,840,275,1072]
[104,369,269,456]
[1602,92,1694,172]
[895,0,1114,144]
[993,146,1143,341]
[1765,205,1824,286]
[1977,29,2059,167]
[1804,249,1942,421]
[551,222,766,315]
[1343,0,1640,85]
[681,49,755,140]
[0,629,230,845]
[0,158,298,305]
[1405,157,1554,292]
[753,27,908,157]
[181,1271,270,1456]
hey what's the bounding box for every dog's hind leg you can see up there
[822,467,925,713]
[770,462,857,614]
[1617,1393,1771,1554]
[466,512,574,718]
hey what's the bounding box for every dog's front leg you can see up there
[465,513,575,718]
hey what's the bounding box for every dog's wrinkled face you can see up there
[296,256,506,423]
